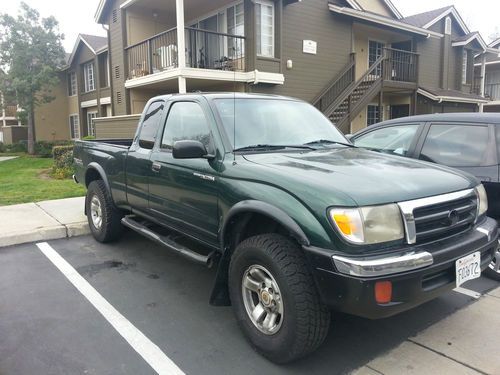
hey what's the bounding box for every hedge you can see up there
[52,145,74,179]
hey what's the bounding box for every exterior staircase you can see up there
[313,48,418,134]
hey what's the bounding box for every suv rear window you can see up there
[420,124,489,167]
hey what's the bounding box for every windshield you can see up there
[213,98,348,150]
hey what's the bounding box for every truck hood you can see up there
[242,147,478,207]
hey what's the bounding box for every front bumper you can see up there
[304,217,498,319]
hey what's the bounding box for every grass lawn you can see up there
[0,156,85,206]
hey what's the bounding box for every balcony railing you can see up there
[485,83,500,100]
[125,27,245,80]
[382,48,418,83]
[4,105,18,117]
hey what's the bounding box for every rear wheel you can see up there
[228,234,330,363]
[86,180,123,243]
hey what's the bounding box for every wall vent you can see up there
[116,91,122,104]
[114,65,120,79]
[445,17,451,35]
[112,9,118,23]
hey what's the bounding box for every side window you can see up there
[353,124,419,156]
[420,124,489,167]
[139,101,165,149]
[161,102,212,150]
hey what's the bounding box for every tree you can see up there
[0,2,65,154]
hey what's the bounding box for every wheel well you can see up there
[85,168,102,187]
[210,212,300,306]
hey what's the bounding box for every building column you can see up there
[1,93,5,128]
[176,0,186,94]
[479,54,486,113]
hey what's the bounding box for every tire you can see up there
[228,233,330,363]
[85,180,123,243]
[485,246,500,281]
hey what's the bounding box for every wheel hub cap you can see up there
[90,195,103,230]
[489,243,500,274]
[242,265,284,335]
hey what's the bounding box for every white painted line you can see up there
[453,287,481,299]
[36,242,184,375]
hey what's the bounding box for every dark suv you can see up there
[350,113,500,280]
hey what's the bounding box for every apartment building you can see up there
[92,0,498,136]
[0,34,110,144]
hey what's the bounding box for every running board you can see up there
[121,216,215,268]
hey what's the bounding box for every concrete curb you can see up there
[0,197,90,248]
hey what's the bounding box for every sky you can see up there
[1,0,499,52]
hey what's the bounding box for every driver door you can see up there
[148,100,220,246]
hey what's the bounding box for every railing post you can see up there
[147,40,153,75]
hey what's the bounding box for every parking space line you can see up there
[36,242,184,375]
[453,287,481,299]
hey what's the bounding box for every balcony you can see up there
[126,27,245,79]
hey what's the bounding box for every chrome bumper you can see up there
[332,251,433,277]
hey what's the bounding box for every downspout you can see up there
[479,53,486,113]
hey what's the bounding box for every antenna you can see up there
[232,43,237,165]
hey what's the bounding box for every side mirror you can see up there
[173,140,212,159]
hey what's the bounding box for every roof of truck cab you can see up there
[153,92,302,101]
[370,113,500,127]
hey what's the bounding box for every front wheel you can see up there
[228,234,330,363]
[85,180,123,243]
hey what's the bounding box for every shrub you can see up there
[82,135,96,141]
[0,142,27,154]
[51,145,74,179]
[34,140,73,157]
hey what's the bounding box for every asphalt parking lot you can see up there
[0,231,498,375]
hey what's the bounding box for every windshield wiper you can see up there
[233,144,316,152]
[305,139,356,148]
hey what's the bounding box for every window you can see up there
[69,115,80,140]
[138,101,165,149]
[420,124,489,167]
[68,72,77,96]
[462,49,468,85]
[367,105,382,126]
[161,102,212,150]
[353,124,420,156]
[83,62,95,92]
[255,0,275,57]
[87,112,98,137]
[227,3,245,58]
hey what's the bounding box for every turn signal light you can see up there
[375,281,392,304]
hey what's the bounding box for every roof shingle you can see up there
[401,6,452,27]
[80,34,107,53]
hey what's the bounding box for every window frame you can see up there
[137,100,166,150]
[366,104,382,126]
[87,111,98,137]
[83,61,96,93]
[160,100,214,152]
[255,0,275,58]
[69,114,80,140]
[68,71,77,97]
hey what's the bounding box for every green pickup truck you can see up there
[74,93,498,363]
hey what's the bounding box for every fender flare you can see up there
[219,200,310,250]
[84,163,114,215]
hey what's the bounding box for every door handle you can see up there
[151,162,161,172]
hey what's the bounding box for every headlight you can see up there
[475,184,488,217]
[329,204,404,244]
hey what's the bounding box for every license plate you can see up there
[456,251,481,287]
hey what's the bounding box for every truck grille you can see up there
[398,189,478,245]
[413,195,477,243]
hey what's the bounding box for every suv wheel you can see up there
[228,234,330,363]
[85,180,123,243]
[485,244,500,281]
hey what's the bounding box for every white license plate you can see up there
[456,251,481,287]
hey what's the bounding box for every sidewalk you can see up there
[0,197,89,247]
[352,287,500,375]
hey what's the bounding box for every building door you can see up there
[390,105,410,120]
